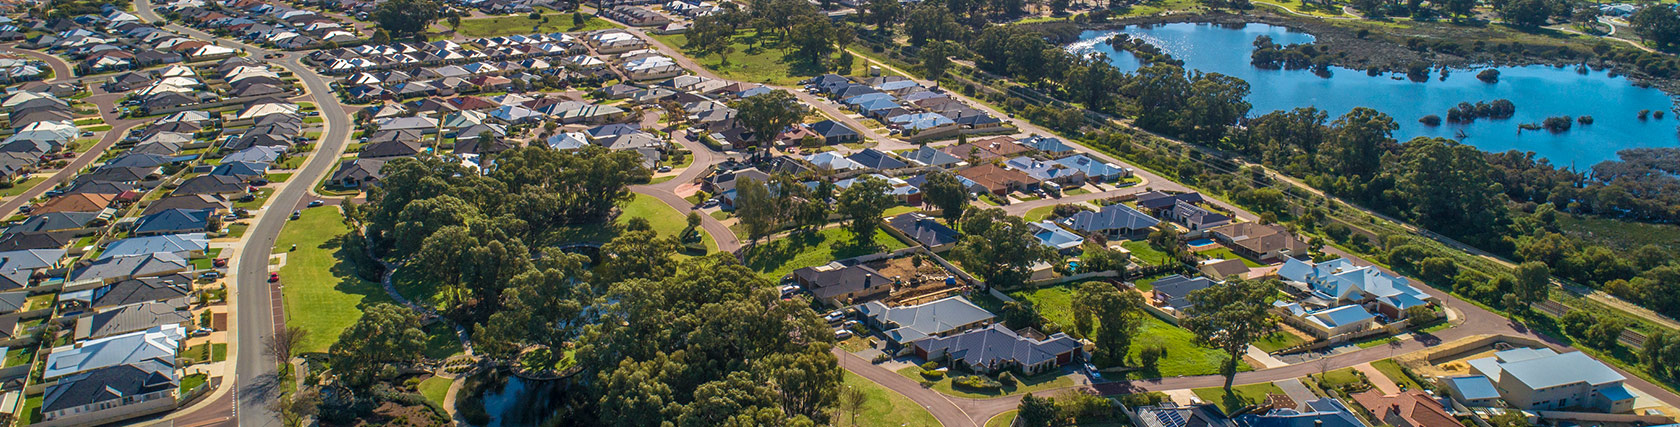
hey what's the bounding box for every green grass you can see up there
[234,188,275,210]
[1065,188,1092,196]
[843,371,941,427]
[0,176,48,198]
[275,208,390,354]
[1317,367,1368,390]
[3,346,34,368]
[882,205,922,217]
[226,223,249,238]
[1132,272,1174,292]
[1192,382,1287,415]
[419,375,454,408]
[17,394,40,425]
[741,227,908,280]
[456,13,620,38]
[894,366,1078,398]
[1023,205,1056,222]
[649,176,675,185]
[180,343,228,365]
[549,194,719,252]
[1252,330,1308,353]
[1251,0,1347,17]
[1121,240,1174,266]
[180,372,208,394]
[986,410,1018,427]
[421,322,463,360]
[266,173,292,183]
[651,30,872,86]
[1556,213,1680,251]
[1370,359,1424,391]
[83,124,111,132]
[1007,283,1243,376]
[1200,247,1263,267]
[23,294,53,311]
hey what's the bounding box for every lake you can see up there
[1068,22,1679,168]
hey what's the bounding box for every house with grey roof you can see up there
[912,324,1083,375]
[886,212,960,252]
[131,208,212,236]
[69,253,189,284]
[1149,275,1219,314]
[60,273,193,313]
[44,324,184,380]
[75,298,192,340]
[904,146,963,168]
[792,262,893,307]
[97,233,209,260]
[1466,348,1635,413]
[0,291,26,314]
[1063,204,1159,240]
[859,296,996,347]
[1233,398,1365,427]
[39,357,177,427]
[7,212,100,233]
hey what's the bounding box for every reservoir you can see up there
[1069,22,1679,168]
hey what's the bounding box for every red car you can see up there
[268,273,280,283]
[213,258,228,268]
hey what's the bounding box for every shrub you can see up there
[1138,345,1166,368]
[998,371,1017,387]
[951,375,1003,391]
[921,361,939,370]
[920,369,945,380]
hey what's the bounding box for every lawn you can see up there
[1200,247,1263,267]
[3,346,34,368]
[1252,330,1309,353]
[1023,205,1056,222]
[882,205,922,217]
[16,394,40,425]
[652,30,872,86]
[1007,283,1242,377]
[180,373,209,394]
[986,410,1018,427]
[422,322,464,360]
[1192,382,1287,415]
[235,188,275,210]
[843,371,940,427]
[456,12,619,38]
[419,375,454,408]
[275,207,390,354]
[180,343,228,365]
[1131,272,1174,292]
[1121,240,1174,266]
[894,366,1077,399]
[226,223,249,238]
[1315,367,1370,391]
[741,227,908,280]
[549,194,719,253]
[1370,359,1424,391]
[0,176,48,198]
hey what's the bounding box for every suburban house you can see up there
[1198,258,1251,281]
[806,119,860,144]
[791,262,892,307]
[1208,222,1308,263]
[1275,302,1378,339]
[1148,275,1218,315]
[43,324,184,380]
[331,158,388,189]
[1030,220,1084,254]
[1277,258,1435,319]
[130,208,212,236]
[1351,390,1458,427]
[904,146,963,168]
[911,324,1083,375]
[957,164,1031,196]
[68,253,190,284]
[859,296,996,347]
[1135,191,1206,214]
[1233,398,1366,427]
[1466,348,1636,413]
[1062,204,1158,241]
[73,298,192,340]
[886,213,960,252]
[1442,375,1504,408]
[59,273,194,313]
[1004,156,1085,188]
[38,358,178,427]
[97,233,208,260]
[1168,200,1231,232]
[1054,154,1130,182]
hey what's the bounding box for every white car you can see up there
[823,312,846,323]
[779,284,800,295]
[834,329,854,340]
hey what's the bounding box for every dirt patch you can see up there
[867,255,967,306]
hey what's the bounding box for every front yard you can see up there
[893,366,1077,399]
[1192,382,1287,415]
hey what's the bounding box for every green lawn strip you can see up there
[650,30,871,86]
[456,13,619,38]
[3,347,34,368]
[1314,367,1370,391]
[649,176,675,185]
[893,366,1077,399]
[1022,205,1056,222]
[266,173,293,183]
[0,176,49,198]
[1008,285,1078,331]
[741,227,908,280]
[419,375,454,408]
[1199,247,1263,267]
[1252,330,1308,353]
[83,124,111,132]
[1191,382,1287,415]
[882,205,922,217]
[16,394,40,425]
[1120,240,1174,266]
[985,410,1018,427]
[1369,359,1423,391]
[843,371,941,427]
[275,208,390,354]
[234,188,275,210]
[1065,188,1091,196]
[422,322,464,360]
[180,372,208,394]
[227,223,249,238]
[1131,272,1174,292]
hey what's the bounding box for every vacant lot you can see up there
[742,227,908,280]
[275,207,390,353]
[1006,283,1244,377]
[456,12,619,38]
[652,30,873,86]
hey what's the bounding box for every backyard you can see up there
[1192,382,1287,415]
[1005,283,1246,377]
[741,227,908,280]
[1121,240,1174,266]
[275,207,390,354]
[652,30,873,86]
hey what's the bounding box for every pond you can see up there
[1068,22,1679,168]
[467,370,568,426]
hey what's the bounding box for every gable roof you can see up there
[41,358,176,413]
[793,263,891,302]
[1064,204,1158,234]
[904,146,962,167]
[846,149,907,170]
[887,213,960,249]
[132,208,211,235]
[1029,220,1084,251]
[860,296,996,344]
[43,324,184,379]
[97,233,209,260]
[913,324,1082,372]
[75,298,191,340]
[1150,275,1217,310]
[69,252,189,282]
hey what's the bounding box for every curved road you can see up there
[131,2,354,426]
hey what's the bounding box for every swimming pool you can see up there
[1187,239,1217,248]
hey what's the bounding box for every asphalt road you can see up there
[131,2,355,425]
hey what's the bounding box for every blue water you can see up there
[1069,23,1680,168]
[1188,238,1217,248]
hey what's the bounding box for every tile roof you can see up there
[913,324,1082,372]
[860,296,996,344]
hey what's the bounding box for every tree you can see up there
[1073,281,1143,365]
[1633,5,1680,50]
[687,14,738,65]
[921,170,968,224]
[903,5,964,46]
[735,177,778,242]
[447,13,461,31]
[1498,0,1552,29]
[373,0,442,38]
[837,176,896,244]
[1079,242,1130,274]
[951,209,1057,289]
[328,303,426,387]
[370,28,392,45]
[1321,107,1398,180]
[271,385,322,427]
[1017,394,1059,427]
[839,386,865,426]
[574,11,586,28]
[1385,138,1509,241]
[264,325,310,370]
[1513,261,1551,307]
[1183,279,1279,391]
[1440,0,1476,21]
[1642,331,1680,379]
[732,90,805,157]
[920,41,953,80]
[789,16,838,67]
[863,0,904,34]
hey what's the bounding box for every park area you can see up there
[843,372,940,427]
[454,10,619,38]
[275,207,390,353]
[652,30,876,86]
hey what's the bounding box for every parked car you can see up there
[657,165,672,173]
[199,271,221,279]
[307,199,324,207]
[269,273,280,282]
[190,328,212,337]
[841,320,860,329]
[823,311,846,324]
[778,284,800,295]
[213,258,228,268]
[250,179,269,186]
[834,329,853,340]
[290,210,301,220]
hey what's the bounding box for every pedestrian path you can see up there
[1247,345,1289,369]
[1272,378,1317,410]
